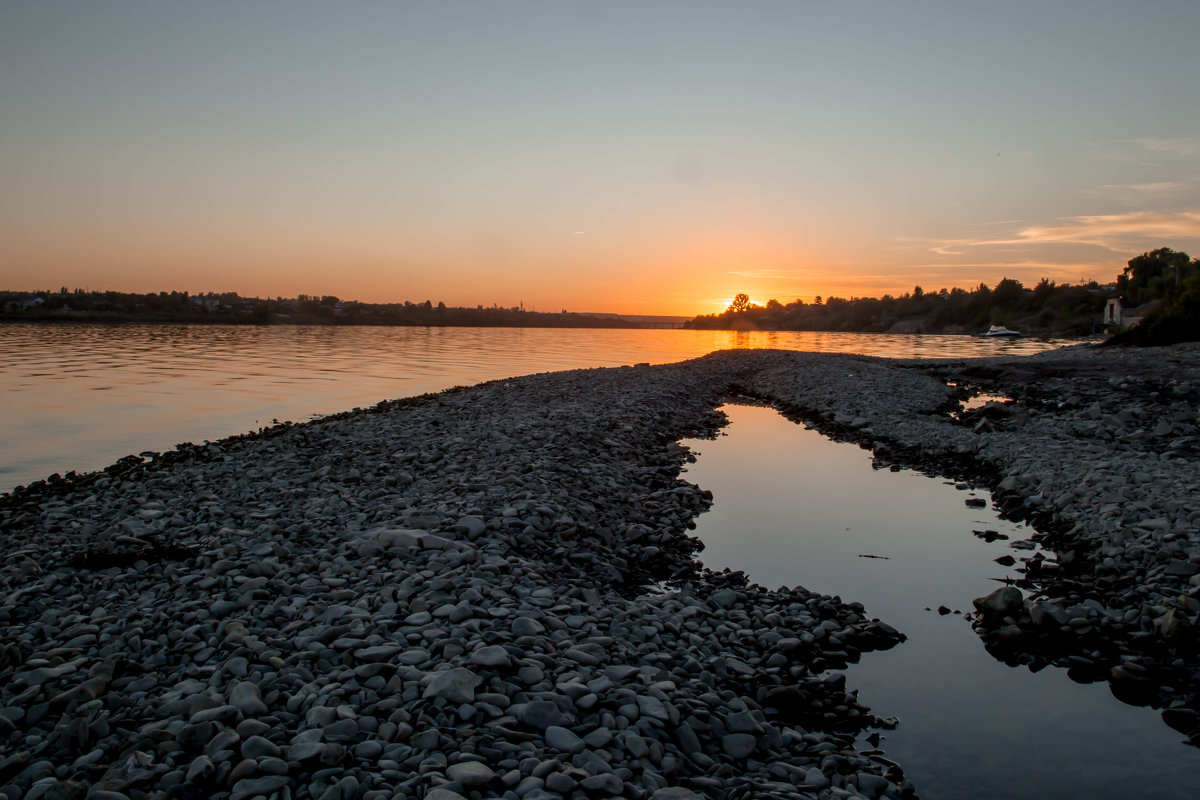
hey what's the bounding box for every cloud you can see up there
[1099,181,1185,194]
[725,268,809,278]
[1131,137,1200,158]
[1004,211,1200,250]
[915,211,1200,256]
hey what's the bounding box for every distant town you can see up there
[0,289,688,329]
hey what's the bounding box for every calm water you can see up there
[0,323,1075,493]
[684,404,1200,800]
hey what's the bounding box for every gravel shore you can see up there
[2,344,1197,800]
[740,343,1200,749]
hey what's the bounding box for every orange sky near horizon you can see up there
[2,4,1199,317]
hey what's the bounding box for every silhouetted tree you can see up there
[1118,247,1192,304]
[728,293,751,313]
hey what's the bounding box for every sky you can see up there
[2,1,1200,315]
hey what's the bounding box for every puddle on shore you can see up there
[681,403,1200,800]
[960,392,1012,412]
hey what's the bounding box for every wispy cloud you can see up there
[1130,137,1200,158]
[1001,211,1200,250]
[725,268,809,278]
[1099,181,1185,194]
[914,211,1200,255]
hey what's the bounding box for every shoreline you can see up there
[2,345,1198,799]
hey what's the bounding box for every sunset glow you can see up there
[2,3,1199,315]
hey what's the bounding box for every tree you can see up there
[1119,247,1192,303]
[727,293,751,313]
[992,277,1025,308]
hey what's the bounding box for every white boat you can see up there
[983,325,1022,337]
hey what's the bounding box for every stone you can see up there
[353,644,402,662]
[456,516,487,538]
[446,761,495,787]
[469,645,512,668]
[288,741,326,761]
[422,667,481,704]
[425,790,469,800]
[185,755,214,782]
[545,772,578,792]
[512,617,545,636]
[972,586,1024,618]
[230,776,289,800]
[240,735,281,760]
[228,681,268,717]
[637,695,670,722]
[519,700,568,730]
[721,733,756,759]
[651,789,703,800]
[544,725,584,753]
[804,767,830,788]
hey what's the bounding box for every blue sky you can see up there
[2,1,1199,312]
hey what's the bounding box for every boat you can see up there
[983,325,1022,337]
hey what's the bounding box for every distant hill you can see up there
[576,313,690,326]
[0,290,678,329]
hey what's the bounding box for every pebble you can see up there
[445,761,495,786]
[544,725,584,753]
[422,668,480,704]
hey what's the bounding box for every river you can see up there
[0,323,1075,493]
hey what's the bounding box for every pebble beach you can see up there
[2,344,1198,800]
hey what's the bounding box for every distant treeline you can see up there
[0,290,643,329]
[686,247,1200,338]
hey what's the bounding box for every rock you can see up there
[422,668,481,704]
[469,645,512,668]
[230,776,289,800]
[512,616,545,636]
[546,772,578,792]
[288,741,326,761]
[544,726,584,753]
[972,586,1024,618]
[189,704,241,724]
[804,767,830,788]
[446,761,495,786]
[519,700,569,730]
[581,773,624,793]
[425,790,469,800]
[455,516,487,538]
[721,733,756,759]
[185,755,215,782]
[228,681,268,717]
[651,789,703,800]
[636,695,670,722]
[241,735,281,760]
[353,644,402,662]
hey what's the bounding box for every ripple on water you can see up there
[0,323,1076,491]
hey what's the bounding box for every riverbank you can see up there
[1,344,1197,800]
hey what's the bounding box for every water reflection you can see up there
[682,404,1200,800]
[0,323,1077,492]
